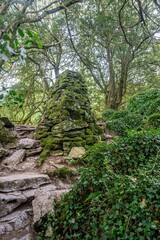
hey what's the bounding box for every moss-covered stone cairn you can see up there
[36,70,103,161]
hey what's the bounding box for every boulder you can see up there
[2,149,26,168]
[69,147,85,159]
[0,173,51,192]
[32,185,68,224]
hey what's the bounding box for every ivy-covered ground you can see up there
[36,89,160,240]
[103,88,160,136]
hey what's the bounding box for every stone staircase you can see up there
[0,125,73,240]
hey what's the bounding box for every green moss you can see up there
[48,167,77,179]
[38,149,50,165]
[41,137,61,148]
[85,135,98,145]
[36,131,50,140]
[63,130,85,139]
[63,137,83,142]
[38,137,63,164]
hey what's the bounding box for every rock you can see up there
[0,117,14,128]
[0,223,13,235]
[0,208,32,235]
[18,138,38,149]
[22,183,57,200]
[0,173,51,192]
[25,147,43,157]
[16,157,37,171]
[14,233,32,240]
[1,149,26,168]
[36,70,103,161]
[32,185,68,224]
[50,150,64,156]
[0,192,27,217]
[0,120,17,145]
[0,148,10,158]
[69,147,85,159]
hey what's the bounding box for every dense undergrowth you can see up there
[102,89,160,136]
[36,131,160,240]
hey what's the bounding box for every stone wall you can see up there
[36,70,103,160]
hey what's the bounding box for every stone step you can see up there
[0,173,51,192]
[0,192,27,218]
[0,207,33,237]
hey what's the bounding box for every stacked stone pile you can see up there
[36,70,103,159]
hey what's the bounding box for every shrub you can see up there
[145,113,160,129]
[103,88,160,136]
[36,131,160,240]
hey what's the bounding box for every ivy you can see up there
[36,131,160,239]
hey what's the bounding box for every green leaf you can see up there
[25,39,35,46]
[26,29,33,38]
[37,40,43,49]
[18,28,25,37]
[2,34,10,41]
[33,33,39,40]
[10,90,16,96]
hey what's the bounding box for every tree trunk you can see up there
[116,60,129,107]
[106,42,116,109]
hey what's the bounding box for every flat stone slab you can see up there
[18,138,38,149]
[11,233,32,240]
[2,150,26,168]
[0,173,51,192]
[0,192,27,217]
[0,208,32,235]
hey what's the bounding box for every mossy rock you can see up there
[63,130,85,139]
[0,120,16,145]
[54,120,89,132]
[63,140,86,154]
[63,137,83,142]
[41,137,62,148]
[85,135,98,145]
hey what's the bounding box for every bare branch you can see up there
[119,0,133,47]
[25,0,83,24]
[27,0,63,14]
